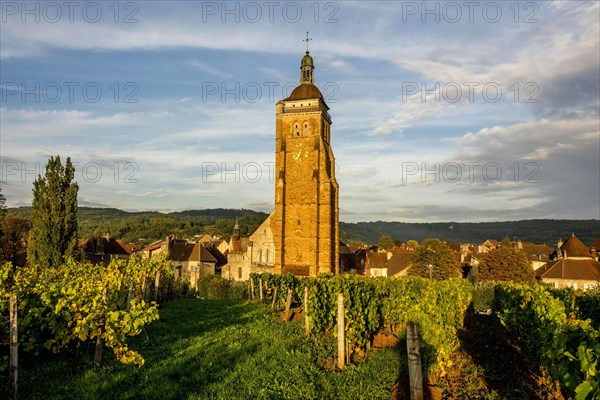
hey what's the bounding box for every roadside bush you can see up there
[197,275,246,300]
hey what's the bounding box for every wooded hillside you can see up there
[7,207,599,246]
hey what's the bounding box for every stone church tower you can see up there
[271,48,339,276]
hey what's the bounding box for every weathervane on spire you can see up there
[303,31,312,53]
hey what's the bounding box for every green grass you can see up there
[16,299,405,400]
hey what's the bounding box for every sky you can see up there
[0,0,599,223]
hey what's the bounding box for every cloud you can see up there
[1,1,598,223]
[185,59,232,79]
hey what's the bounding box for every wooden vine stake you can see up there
[284,288,293,320]
[10,295,18,400]
[95,288,108,365]
[141,275,147,302]
[304,286,310,336]
[250,278,255,301]
[259,278,263,303]
[271,286,278,310]
[406,322,424,400]
[126,281,134,312]
[153,270,161,302]
[337,292,345,369]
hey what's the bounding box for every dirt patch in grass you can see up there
[372,332,400,349]
[391,375,443,400]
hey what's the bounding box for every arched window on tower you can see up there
[293,122,300,137]
[303,121,309,136]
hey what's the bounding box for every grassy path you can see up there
[17,299,404,400]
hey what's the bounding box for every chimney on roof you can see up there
[591,247,597,261]
[96,237,104,255]
[563,250,568,259]
[104,231,111,240]
[517,240,523,250]
[166,234,174,251]
[387,251,392,261]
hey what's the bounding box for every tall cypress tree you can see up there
[27,156,79,268]
[0,188,6,262]
[0,187,6,218]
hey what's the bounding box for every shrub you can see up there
[197,275,247,300]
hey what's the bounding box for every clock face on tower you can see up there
[286,156,304,182]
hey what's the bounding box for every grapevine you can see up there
[0,255,174,368]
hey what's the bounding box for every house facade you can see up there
[221,217,275,281]
[167,237,216,288]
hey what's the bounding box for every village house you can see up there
[339,243,414,278]
[167,236,217,288]
[79,232,132,265]
[519,241,553,270]
[137,234,224,288]
[535,234,600,291]
[590,238,600,261]
[138,240,166,259]
[479,239,500,254]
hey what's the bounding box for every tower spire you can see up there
[303,31,312,53]
[233,217,240,240]
[300,32,315,84]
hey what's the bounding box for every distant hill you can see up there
[6,207,599,247]
[7,207,270,246]
[340,220,600,246]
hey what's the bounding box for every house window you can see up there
[258,249,262,263]
[265,248,269,263]
[238,267,242,280]
[176,265,182,278]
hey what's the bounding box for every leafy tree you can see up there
[476,245,535,283]
[0,187,6,219]
[2,216,31,265]
[407,240,419,248]
[27,156,79,267]
[408,238,462,280]
[378,234,394,250]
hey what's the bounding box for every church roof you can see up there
[560,234,591,258]
[285,83,324,101]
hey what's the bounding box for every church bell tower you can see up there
[271,34,339,276]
